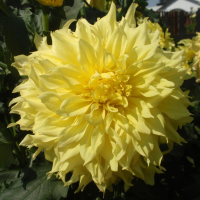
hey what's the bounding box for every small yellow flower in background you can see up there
[135,11,143,18]
[10,3,192,193]
[163,28,175,51]
[138,18,175,51]
[190,13,196,18]
[177,39,194,75]
[178,33,200,82]
[178,39,194,61]
[37,0,64,7]
[86,0,106,11]
[191,32,200,83]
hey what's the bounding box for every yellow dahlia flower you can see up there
[10,3,192,193]
[86,0,106,12]
[178,34,200,82]
[177,39,194,75]
[37,0,64,7]
[178,39,194,61]
[191,32,200,82]
[163,28,175,51]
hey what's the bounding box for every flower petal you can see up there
[57,95,92,117]
[84,104,105,125]
[78,39,96,75]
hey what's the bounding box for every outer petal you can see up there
[125,3,137,28]
[51,32,79,65]
[78,39,96,75]
[34,33,49,51]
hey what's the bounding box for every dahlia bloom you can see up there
[37,0,64,7]
[10,3,192,193]
[138,19,175,51]
[190,33,200,82]
[163,28,175,51]
[178,39,194,61]
[177,39,194,75]
[178,34,200,81]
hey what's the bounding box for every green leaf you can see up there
[0,102,5,114]
[19,8,33,29]
[184,123,197,139]
[0,162,69,200]
[18,7,43,43]
[142,8,160,23]
[0,144,15,169]
[0,122,13,144]
[0,61,7,69]
[0,169,20,194]
[60,0,84,28]
[19,8,36,42]
[3,50,19,81]
[0,169,19,186]
[3,14,31,56]
[0,121,15,169]
[32,9,43,36]
[21,0,36,6]
[0,0,10,16]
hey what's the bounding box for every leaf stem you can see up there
[11,116,17,137]
[42,6,49,33]
[80,0,86,18]
[29,153,33,167]
[122,0,127,9]
[124,0,127,8]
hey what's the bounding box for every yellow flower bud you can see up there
[37,0,64,7]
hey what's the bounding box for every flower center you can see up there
[86,71,132,107]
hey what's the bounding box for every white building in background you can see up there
[147,0,200,13]
[147,5,162,11]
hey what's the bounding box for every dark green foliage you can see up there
[141,8,160,23]
[0,122,16,169]
[19,8,43,41]
[3,14,31,56]
[85,7,106,25]
[59,0,84,28]
[0,162,69,200]
[0,0,10,16]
